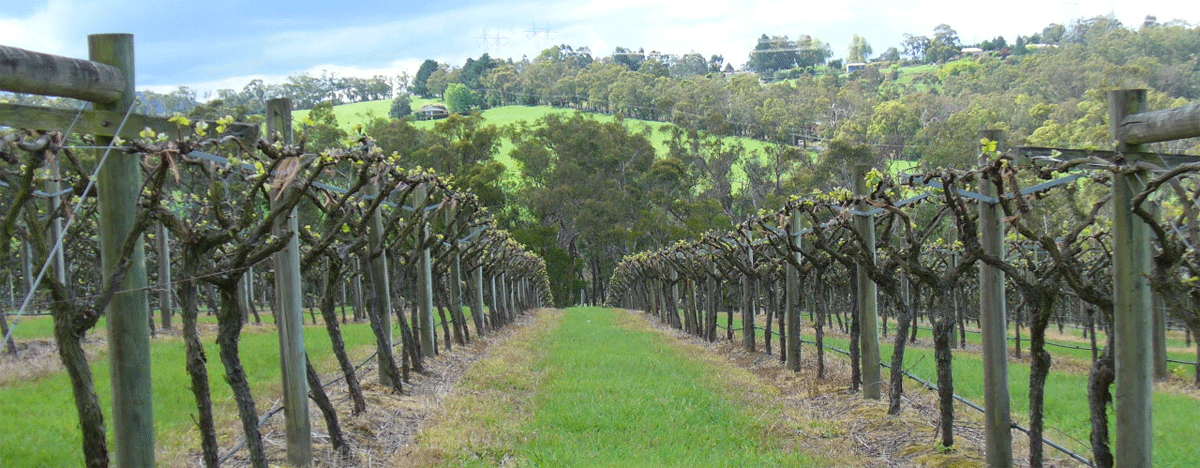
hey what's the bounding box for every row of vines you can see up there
[607,133,1200,467]
[0,102,551,468]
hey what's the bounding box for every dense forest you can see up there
[6,14,1197,306]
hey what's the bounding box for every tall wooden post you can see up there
[489,273,500,328]
[414,185,436,357]
[854,164,882,400]
[365,182,394,385]
[266,98,312,466]
[785,209,804,371]
[1109,89,1153,468]
[47,155,68,290]
[450,252,465,336]
[156,223,172,329]
[91,33,155,468]
[1153,295,1168,379]
[471,262,487,334]
[742,241,756,352]
[978,130,1013,467]
[352,257,365,321]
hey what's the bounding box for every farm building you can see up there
[417,104,450,120]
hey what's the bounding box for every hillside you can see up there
[295,100,783,186]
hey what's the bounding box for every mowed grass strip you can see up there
[419,307,842,467]
[525,307,828,467]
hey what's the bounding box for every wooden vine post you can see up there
[978,130,1013,467]
[741,241,756,352]
[471,260,487,332]
[785,209,804,371]
[853,164,882,400]
[414,184,437,357]
[156,223,172,329]
[266,98,313,466]
[1108,89,1153,468]
[90,33,156,468]
[365,181,394,386]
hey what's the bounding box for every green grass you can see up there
[514,307,824,467]
[0,317,379,467]
[712,310,1200,467]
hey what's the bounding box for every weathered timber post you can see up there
[471,262,487,334]
[742,241,756,352]
[413,185,436,357]
[1153,293,1169,379]
[489,273,500,328]
[1109,89,1153,468]
[156,223,172,329]
[47,154,68,295]
[450,252,465,340]
[785,209,804,371]
[669,267,681,328]
[979,130,1013,468]
[854,164,882,400]
[91,33,155,468]
[352,257,365,321]
[266,98,312,467]
[365,181,394,385]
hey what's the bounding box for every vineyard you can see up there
[3,31,1200,468]
[606,107,1200,467]
[1,36,550,468]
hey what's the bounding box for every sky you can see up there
[1,0,1197,98]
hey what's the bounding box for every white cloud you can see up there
[7,0,1200,96]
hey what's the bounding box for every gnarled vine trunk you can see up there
[216,282,267,468]
[180,250,219,467]
[319,259,367,415]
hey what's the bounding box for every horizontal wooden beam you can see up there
[0,44,126,104]
[1118,101,1200,145]
[1016,146,1200,168]
[0,102,259,141]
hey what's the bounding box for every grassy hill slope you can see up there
[293,100,779,186]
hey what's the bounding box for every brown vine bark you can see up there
[180,250,219,468]
[932,290,956,449]
[319,259,367,415]
[305,355,350,457]
[1089,335,1116,468]
[216,282,268,468]
[1027,292,1056,467]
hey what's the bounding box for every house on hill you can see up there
[417,104,450,120]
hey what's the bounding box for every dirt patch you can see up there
[0,336,107,385]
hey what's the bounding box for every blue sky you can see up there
[1,0,1197,98]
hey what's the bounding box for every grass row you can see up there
[424,307,845,467]
[711,310,1199,467]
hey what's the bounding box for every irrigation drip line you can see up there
[3,100,137,347]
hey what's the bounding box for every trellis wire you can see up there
[2,99,138,346]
